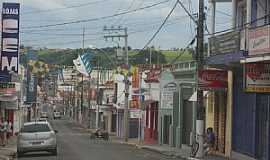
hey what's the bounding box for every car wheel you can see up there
[17,151,24,157]
[51,148,57,156]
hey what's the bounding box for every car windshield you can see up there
[21,124,51,133]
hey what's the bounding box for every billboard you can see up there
[248,25,270,56]
[245,63,270,92]
[209,31,240,56]
[1,3,20,75]
[198,70,228,90]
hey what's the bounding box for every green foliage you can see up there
[19,47,193,68]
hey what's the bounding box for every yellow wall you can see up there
[225,70,233,157]
[206,91,215,129]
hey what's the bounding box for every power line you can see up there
[22,0,170,29]
[141,1,178,50]
[22,0,110,15]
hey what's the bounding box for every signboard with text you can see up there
[0,82,15,95]
[248,25,270,56]
[199,70,228,90]
[1,3,20,74]
[161,82,177,109]
[245,63,270,92]
[209,31,240,56]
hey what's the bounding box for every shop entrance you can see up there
[214,91,227,154]
[256,94,268,160]
[163,115,172,144]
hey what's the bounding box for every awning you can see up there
[188,91,208,102]
[240,55,270,63]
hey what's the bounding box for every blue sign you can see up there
[1,3,20,77]
[26,71,37,104]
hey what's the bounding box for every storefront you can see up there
[144,100,158,144]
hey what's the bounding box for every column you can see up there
[225,70,233,157]
[232,0,237,28]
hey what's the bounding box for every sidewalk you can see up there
[0,136,17,160]
[110,136,233,160]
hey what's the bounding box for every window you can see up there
[237,0,247,28]
[21,124,51,133]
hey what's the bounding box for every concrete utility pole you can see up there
[96,61,100,129]
[196,0,205,158]
[104,26,129,142]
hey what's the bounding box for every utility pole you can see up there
[196,0,205,158]
[104,26,129,142]
[96,60,100,129]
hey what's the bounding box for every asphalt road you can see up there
[18,118,181,160]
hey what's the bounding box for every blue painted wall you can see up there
[232,69,256,157]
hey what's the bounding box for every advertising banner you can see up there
[245,63,270,92]
[199,70,228,90]
[1,3,20,74]
[209,31,240,56]
[0,82,15,95]
[248,25,270,56]
[26,72,37,104]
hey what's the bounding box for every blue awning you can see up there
[206,50,247,66]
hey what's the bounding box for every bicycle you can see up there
[190,139,199,157]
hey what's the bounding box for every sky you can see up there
[0,0,232,49]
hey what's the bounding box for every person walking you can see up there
[7,121,12,144]
[0,119,4,146]
[0,119,7,146]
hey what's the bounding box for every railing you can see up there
[172,61,196,72]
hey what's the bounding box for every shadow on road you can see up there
[20,152,56,158]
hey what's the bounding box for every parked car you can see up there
[40,112,48,118]
[53,111,61,119]
[17,121,58,157]
[38,117,47,122]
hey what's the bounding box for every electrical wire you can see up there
[141,1,178,50]
[22,0,110,15]
[22,0,170,29]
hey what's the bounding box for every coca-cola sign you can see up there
[199,70,228,89]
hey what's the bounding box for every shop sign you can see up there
[129,109,142,118]
[198,70,228,89]
[1,3,20,73]
[161,82,177,109]
[245,62,270,92]
[0,82,16,95]
[248,25,270,56]
[209,31,240,56]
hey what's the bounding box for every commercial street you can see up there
[17,118,182,160]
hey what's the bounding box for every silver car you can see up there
[17,121,57,157]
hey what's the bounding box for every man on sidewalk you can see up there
[0,119,7,146]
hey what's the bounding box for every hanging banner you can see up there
[26,73,37,104]
[198,70,228,90]
[245,63,270,92]
[1,3,20,74]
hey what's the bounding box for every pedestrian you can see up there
[204,127,215,155]
[0,119,4,146]
[2,120,8,146]
[7,121,12,139]
[0,119,7,146]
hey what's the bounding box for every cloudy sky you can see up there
[1,0,232,49]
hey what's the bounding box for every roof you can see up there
[23,121,49,126]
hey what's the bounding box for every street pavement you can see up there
[17,118,182,160]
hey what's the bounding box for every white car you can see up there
[17,121,57,157]
[53,111,61,119]
[40,112,48,118]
